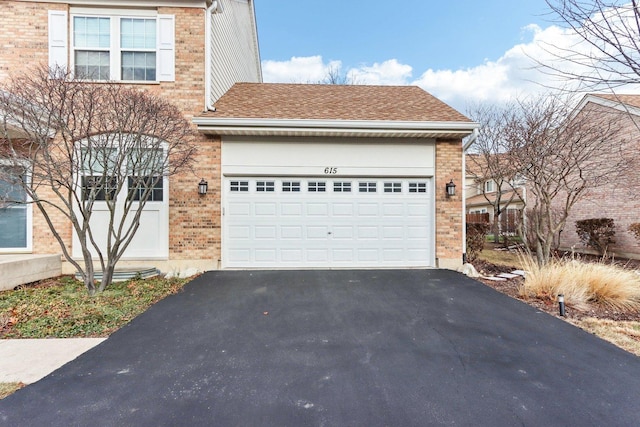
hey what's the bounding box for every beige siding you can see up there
[209,0,261,103]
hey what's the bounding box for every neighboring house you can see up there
[556,94,640,259]
[464,153,525,233]
[0,1,479,273]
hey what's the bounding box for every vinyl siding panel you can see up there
[209,0,261,103]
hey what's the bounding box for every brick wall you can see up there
[557,107,640,257]
[435,139,463,269]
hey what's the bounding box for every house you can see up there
[0,0,479,277]
[464,153,525,233]
[555,94,640,259]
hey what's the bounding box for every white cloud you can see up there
[347,59,413,86]
[260,20,637,113]
[261,56,342,83]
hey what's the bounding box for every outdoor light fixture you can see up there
[445,179,456,197]
[198,178,208,195]
[558,294,566,317]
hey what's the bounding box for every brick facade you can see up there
[435,139,464,269]
[557,102,640,258]
[0,2,222,272]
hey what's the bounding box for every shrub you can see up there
[518,257,640,312]
[575,218,616,255]
[629,223,640,243]
[466,222,490,263]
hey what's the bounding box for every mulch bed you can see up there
[474,256,640,323]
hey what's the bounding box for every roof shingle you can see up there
[201,83,472,123]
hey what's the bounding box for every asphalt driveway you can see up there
[1,269,640,426]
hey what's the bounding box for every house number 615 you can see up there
[324,167,338,174]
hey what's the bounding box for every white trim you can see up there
[575,94,640,118]
[194,118,479,138]
[0,159,33,253]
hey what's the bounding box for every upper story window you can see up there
[484,180,494,193]
[49,10,175,82]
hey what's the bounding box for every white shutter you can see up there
[157,15,175,82]
[48,10,68,71]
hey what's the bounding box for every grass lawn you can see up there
[0,274,190,399]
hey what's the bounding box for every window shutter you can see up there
[157,15,175,82]
[48,10,68,71]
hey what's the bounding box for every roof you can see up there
[193,83,478,138]
[466,189,524,208]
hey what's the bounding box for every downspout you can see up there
[461,128,478,264]
[204,1,222,112]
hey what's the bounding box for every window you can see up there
[384,182,402,193]
[230,181,249,192]
[127,176,163,201]
[359,182,377,193]
[81,147,118,201]
[282,181,300,192]
[82,176,118,201]
[0,163,31,250]
[408,182,427,193]
[62,10,175,82]
[484,180,494,192]
[256,181,275,192]
[308,182,326,192]
[334,182,351,193]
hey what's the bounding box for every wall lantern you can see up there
[445,179,456,197]
[198,178,208,195]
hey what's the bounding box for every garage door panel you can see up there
[228,202,251,216]
[281,203,303,216]
[228,225,251,239]
[254,226,277,239]
[224,177,433,268]
[307,203,329,216]
[281,249,303,262]
[281,226,303,239]
[254,203,277,216]
[332,203,354,216]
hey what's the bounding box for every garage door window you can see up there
[384,182,402,193]
[334,182,351,192]
[256,181,275,192]
[308,182,326,192]
[359,182,377,193]
[409,182,427,193]
[230,180,249,192]
[282,181,300,192]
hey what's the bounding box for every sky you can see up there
[252,0,619,114]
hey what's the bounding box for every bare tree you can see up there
[544,0,640,91]
[505,93,628,264]
[0,66,197,294]
[467,103,524,243]
[317,64,360,85]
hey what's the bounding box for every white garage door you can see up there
[223,177,434,268]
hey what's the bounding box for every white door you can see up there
[223,177,433,268]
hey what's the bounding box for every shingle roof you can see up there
[201,83,472,123]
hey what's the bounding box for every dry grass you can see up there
[569,317,640,357]
[518,257,640,312]
[478,246,524,269]
[0,382,24,399]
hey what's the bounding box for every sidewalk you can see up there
[0,338,106,383]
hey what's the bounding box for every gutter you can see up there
[193,117,480,132]
[204,1,223,112]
